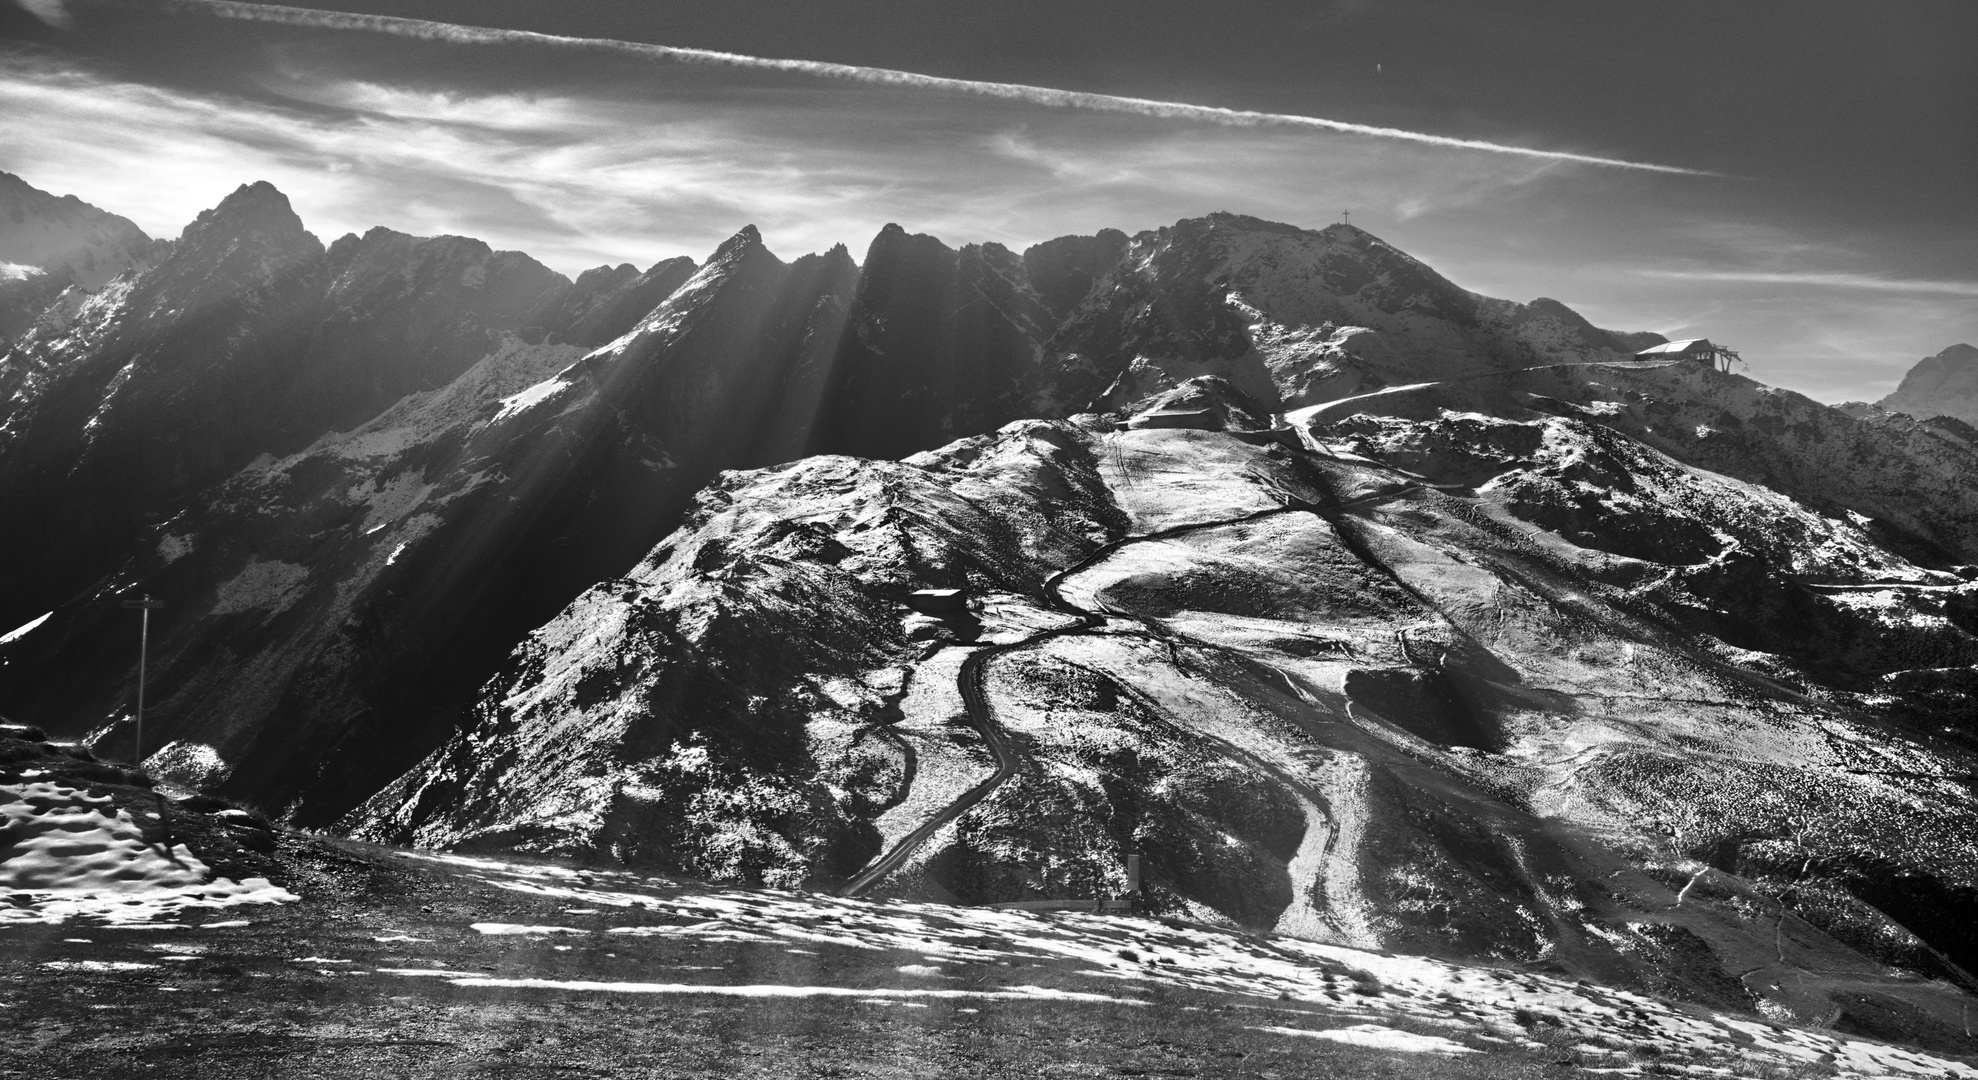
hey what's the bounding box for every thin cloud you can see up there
[113,0,1719,176]
[14,0,75,27]
[1639,268,1978,297]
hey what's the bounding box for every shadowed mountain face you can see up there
[4,187,1978,1047]
[0,183,676,627]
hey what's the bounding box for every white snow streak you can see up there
[389,974,1146,1005]
[1251,1023,1478,1054]
[0,611,52,645]
[470,922,587,936]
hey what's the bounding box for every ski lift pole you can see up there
[120,594,163,766]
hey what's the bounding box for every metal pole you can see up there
[121,594,163,767]
[135,605,148,766]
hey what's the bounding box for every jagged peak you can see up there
[571,263,641,291]
[807,242,857,273]
[703,224,769,266]
[1525,297,1597,325]
[191,181,297,227]
[1196,210,1314,237]
[176,180,318,255]
[862,223,955,268]
[641,255,696,277]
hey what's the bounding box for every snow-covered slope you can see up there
[0,722,295,925]
[351,366,1978,1039]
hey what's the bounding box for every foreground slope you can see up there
[4,756,1975,1079]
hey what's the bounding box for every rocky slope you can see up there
[1874,343,1978,427]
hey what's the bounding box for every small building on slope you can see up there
[1634,338,1742,372]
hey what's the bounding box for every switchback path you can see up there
[837,470,1445,898]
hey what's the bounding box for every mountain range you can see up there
[2,172,1976,1049]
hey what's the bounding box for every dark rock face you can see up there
[807,227,1054,461]
[1879,343,1978,427]
[0,186,707,635]
[0,183,330,621]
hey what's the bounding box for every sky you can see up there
[1,0,1973,402]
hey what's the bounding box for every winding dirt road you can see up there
[837,468,1441,897]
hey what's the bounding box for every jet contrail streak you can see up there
[1639,270,1978,296]
[138,0,1712,176]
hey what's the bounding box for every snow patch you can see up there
[0,611,51,645]
[489,375,572,425]
[384,973,1145,1005]
[471,922,587,936]
[1251,1023,1477,1054]
[0,782,297,925]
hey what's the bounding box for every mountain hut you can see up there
[1634,338,1742,372]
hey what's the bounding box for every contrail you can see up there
[129,0,1712,176]
[1640,269,1978,297]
